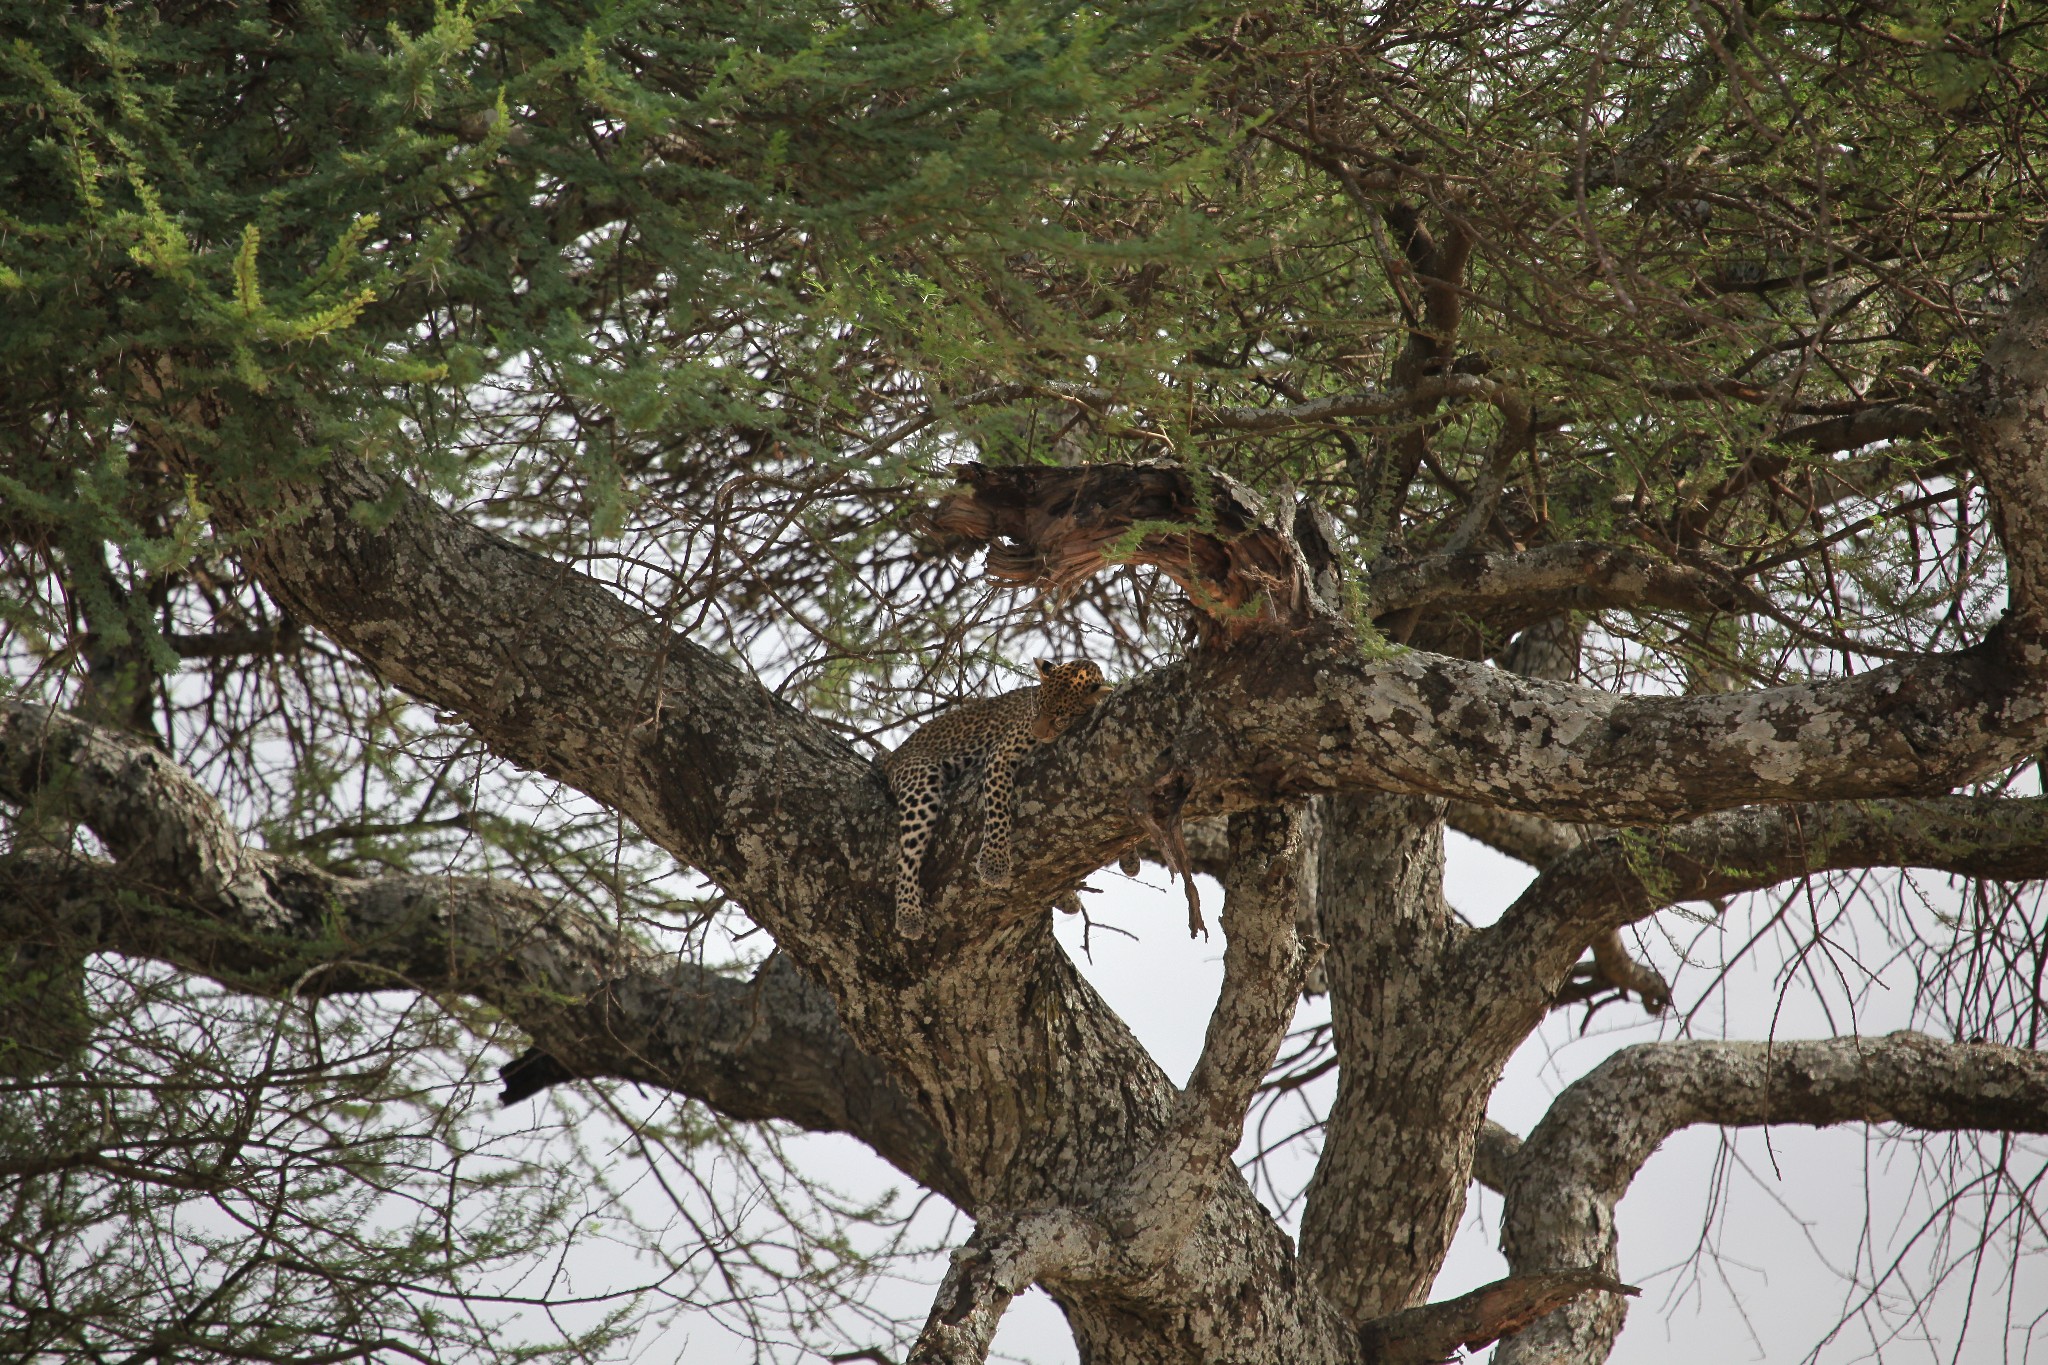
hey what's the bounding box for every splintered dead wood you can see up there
[926,461,1329,640]
[1357,1270,1639,1365]
[927,461,1335,935]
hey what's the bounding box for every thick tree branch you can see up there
[1471,1118,1524,1197]
[0,701,964,1201]
[1110,807,1319,1267]
[935,461,2047,834]
[195,434,2048,1021]
[906,1213,1103,1365]
[1297,794,1472,1321]
[899,807,1318,1357]
[1445,801,1583,869]
[1446,802,1671,1016]
[865,374,1502,456]
[0,699,268,913]
[123,226,2045,1360]
[1496,1033,2048,1365]
[1200,373,1499,432]
[1961,229,2048,651]
[1469,795,2048,1022]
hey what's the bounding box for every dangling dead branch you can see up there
[927,461,1337,641]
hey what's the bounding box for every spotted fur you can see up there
[881,659,1109,939]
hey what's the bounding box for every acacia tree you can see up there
[4,0,2048,1361]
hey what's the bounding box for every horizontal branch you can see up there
[1776,402,1945,456]
[1198,373,1500,432]
[863,374,1500,457]
[0,701,963,1202]
[1366,539,1758,621]
[1444,802,1582,869]
[1474,794,2048,1000]
[1495,1033,2048,1365]
[932,457,2048,836]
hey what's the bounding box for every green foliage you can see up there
[3,0,2046,1357]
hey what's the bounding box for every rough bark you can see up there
[1960,231,2048,658]
[1292,613,1584,1328]
[1298,793,1476,1321]
[1110,809,1320,1266]
[1357,1270,1636,1365]
[1471,1119,1525,1197]
[902,807,1327,1364]
[1464,795,2048,1059]
[1366,540,1760,623]
[32,228,2041,1364]
[926,466,2047,829]
[1495,1035,2048,1365]
[0,700,967,1198]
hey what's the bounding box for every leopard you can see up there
[881,659,1110,939]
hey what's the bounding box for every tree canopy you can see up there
[3,0,2047,1361]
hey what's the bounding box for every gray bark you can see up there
[1495,1035,2048,1365]
[1298,794,1477,1321]
[0,699,967,1197]
[6,235,2048,1364]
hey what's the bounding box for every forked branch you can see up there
[1110,808,1320,1266]
[0,700,961,1200]
[1495,1034,2048,1365]
[903,809,1320,1363]
[905,1213,1102,1365]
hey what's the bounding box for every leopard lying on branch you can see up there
[881,660,1109,939]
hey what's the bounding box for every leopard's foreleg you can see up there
[976,742,1023,889]
[888,762,941,939]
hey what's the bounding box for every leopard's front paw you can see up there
[977,847,1013,888]
[896,886,928,940]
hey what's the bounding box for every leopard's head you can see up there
[1032,659,1110,741]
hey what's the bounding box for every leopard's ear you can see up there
[1037,659,1056,679]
